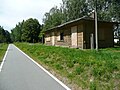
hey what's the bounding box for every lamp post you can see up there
[95,0,98,51]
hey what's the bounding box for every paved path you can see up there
[0,44,70,90]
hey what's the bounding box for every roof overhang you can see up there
[44,16,120,32]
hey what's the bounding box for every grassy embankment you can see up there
[0,44,8,64]
[15,43,120,90]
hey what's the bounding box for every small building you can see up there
[44,17,117,49]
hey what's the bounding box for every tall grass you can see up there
[0,44,8,63]
[15,43,120,90]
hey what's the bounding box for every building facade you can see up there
[44,17,115,49]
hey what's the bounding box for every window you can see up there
[57,32,64,41]
[60,32,64,40]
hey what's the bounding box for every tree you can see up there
[22,18,41,43]
[0,26,6,43]
[62,0,90,21]
[5,30,11,43]
[43,0,120,30]
[42,0,91,31]
[10,20,24,42]
[0,26,11,43]
[43,6,64,31]
[10,29,15,42]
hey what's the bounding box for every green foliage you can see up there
[75,66,84,75]
[16,43,120,89]
[0,26,6,43]
[11,18,42,43]
[62,0,90,21]
[90,81,96,90]
[67,61,74,68]
[11,21,24,42]
[54,63,63,70]
[0,26,11,43]
[5,30,11,43]
[43,6,64,31]
[43,0,120,32]
[22,18,41,43]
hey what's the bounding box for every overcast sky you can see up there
[0,0,62,32]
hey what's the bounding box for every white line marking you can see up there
[0,44,10,72]
[13,44,71,90]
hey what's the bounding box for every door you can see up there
[52,32,55,46]
[71,26,78,48]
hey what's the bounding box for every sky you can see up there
[0,0,62,32]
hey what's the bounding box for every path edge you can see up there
[0,44,10,72]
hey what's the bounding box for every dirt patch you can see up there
[112,50,120,52]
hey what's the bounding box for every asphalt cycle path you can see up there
[0,44,70,90]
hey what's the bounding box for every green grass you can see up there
[15,43,120,90]
[0,44,8,63]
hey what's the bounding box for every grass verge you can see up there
[0,44,8,64]
[15,43,120,90]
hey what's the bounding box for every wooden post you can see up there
[90,33,94,49]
